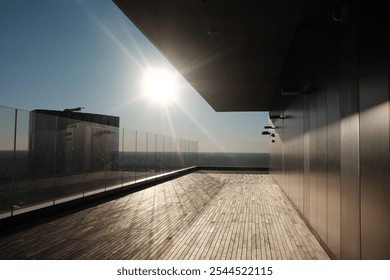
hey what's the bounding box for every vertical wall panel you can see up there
[303,95,311,219]
[281,98,304,213]
[284,109,291,197]
[326,50,341,259]
[296,97,305,213]
[359,2,390,259]
[339,24,361,260]
[269,0,390,259]
[316,73,328,243]
[308,92,318,229]
[281,118,287,193]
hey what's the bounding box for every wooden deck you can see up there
[0,171,329,260]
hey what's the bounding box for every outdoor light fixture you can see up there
[208,28,219,36]
[269,113,285,119]
[261,131,276,137]
[281,83,310,96]
[281,86,302,96]
[332,6,349,23]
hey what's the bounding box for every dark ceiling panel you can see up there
[113,0,304,111]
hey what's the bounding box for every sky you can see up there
[0,0,269,153]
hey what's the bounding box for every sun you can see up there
[142,68,178,104]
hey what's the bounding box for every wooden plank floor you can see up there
[0,171,329,260]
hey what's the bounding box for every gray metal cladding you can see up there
[269,2,390,259]
[340,23,361,260]
[308,93,318,230]
[316,74,328,244]
[326,50,341,259]
[303,95,311,220]
[358,4,390,260]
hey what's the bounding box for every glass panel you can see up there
[86,124,107,192]
[194,141,198,166]
[135,131,148,181]
[190,141,194,167]
[147,132,156,178]
[104,125,121,189]
[163,135,171,174]
[193,141,197,166]
[177,138,183,170]
[182,139,186,168]
[187,140,191,167]
[53,117,85,201]
[0,107,16,215]
[156,134,164,176]
[181,139,186,168]
[178,138,184,169]
[190,140,194,167]
[182,139,187,168]
[184,140,189,168]
[170,137,178,172]
[13,111,56,212]
[79,122,106,196]
[122,129,137,185]
[1,106,200,219]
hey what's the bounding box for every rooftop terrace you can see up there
[0,171,329,260]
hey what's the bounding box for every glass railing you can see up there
[0,106,198,219]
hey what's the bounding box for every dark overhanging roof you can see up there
[113,0,347,112]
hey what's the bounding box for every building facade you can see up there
[114,0,390,259]
[269,2,390,259]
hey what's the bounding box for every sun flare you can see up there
[142,68,178,104]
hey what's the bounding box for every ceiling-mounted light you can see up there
[281,86,301,96]
[208,28,219,36]
[281,83,310,96]
[332,6,349,23]
[269,113,285,119]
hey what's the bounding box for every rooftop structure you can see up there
[0,0,389,261]
[113,0,390,260]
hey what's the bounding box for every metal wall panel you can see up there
[308,92,318,229]
[339,24,361,260]
[281,118,287,193]
[316,72,328,243]
[285,108,294,203]
[359,3,390,259]
[281,99,305,212]
[303,95,311,219]
[269,1,390,259]
[295,97,305,213]
[284,109,292,197]
[326,50,341,259]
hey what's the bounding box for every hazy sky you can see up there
[0,0,269,153]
